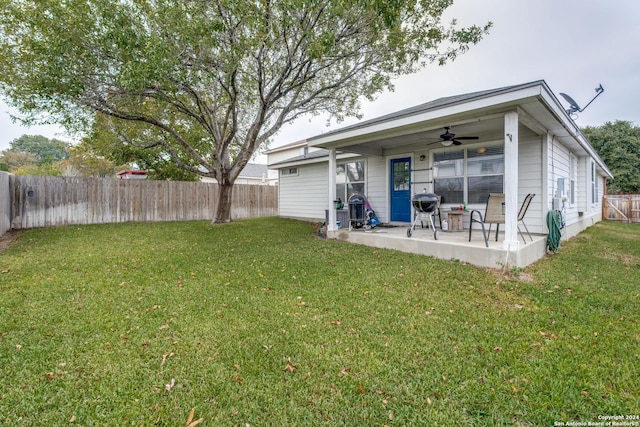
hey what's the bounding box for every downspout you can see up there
[327,148,337,235]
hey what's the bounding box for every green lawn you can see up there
[0,218,638,426]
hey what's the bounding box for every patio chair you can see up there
[469,193,505,248]
[518,193,535,244]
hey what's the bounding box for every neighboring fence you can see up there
[6,174,278,230]
[603,195,640,223]
[0,172,10,235]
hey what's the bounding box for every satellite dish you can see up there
[559,84,605,116]
[559,93,581,114]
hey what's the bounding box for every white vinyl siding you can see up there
[548,137,568,202]
[267,146,324,165]
[569,153,577,207]
[517,135,543,234]
[577,156,588,212]
[412,151,432,195]
[275,155,386,223]
[591,161,597,206]
[278,162,329,220]
[547,135,604,229]
[366,155,387,222]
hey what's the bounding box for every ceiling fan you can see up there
[437,126,479,146]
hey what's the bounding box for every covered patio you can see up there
[303,81,611,268]
[334,225,548,269]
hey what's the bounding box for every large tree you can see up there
[60,143,126,178]
[0,149,38,172]
[5,134,70,165]
[582,120,640,194]
[0,0,490,223]
[0,134,70,172]
[82,114,202,181]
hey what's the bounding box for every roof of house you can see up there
[268,148,329,167]
[198,162,268,178]
[308,81,545,142]
[268,80,611,177]
[239,163,268,178]
[264,139,307,154]
[116,170,147,176]
[270,82,550,168]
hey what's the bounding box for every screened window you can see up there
[467,146,504,204]
[433,149,464,203]
[281,167,298,177]
[336,160,365,202]
[433,146,504,204]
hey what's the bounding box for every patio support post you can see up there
[327,147,337,233]
[503,111,520,252]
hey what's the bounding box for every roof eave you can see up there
[307,82,547,149]
[268,151,360,169]
[305,80,612,178]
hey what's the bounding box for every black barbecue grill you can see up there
[347,193,366,230]
[407,192,440,239]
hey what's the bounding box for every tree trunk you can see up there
[212,182,233,223]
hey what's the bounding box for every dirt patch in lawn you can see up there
[0,230,22,254]
[485,266,535,283]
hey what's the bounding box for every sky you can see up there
[1,0,639,158]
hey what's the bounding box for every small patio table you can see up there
[446,210,466,232]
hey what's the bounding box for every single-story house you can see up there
[201,162,278,185]
[267,80,612,268]
[116,169,148,179]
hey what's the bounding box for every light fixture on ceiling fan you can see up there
[437,126,479,146]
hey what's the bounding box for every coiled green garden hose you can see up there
[546,210,563,253]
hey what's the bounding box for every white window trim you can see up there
[431,143,504,205]
[281,167,299,177]
[591,161,596,206]
[336,159,367,202]
[569,153,577,207]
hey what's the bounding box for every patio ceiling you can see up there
[319,115,520,157]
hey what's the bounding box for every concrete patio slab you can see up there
[329,225,549,269]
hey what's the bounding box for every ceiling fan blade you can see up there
[452,140,462,146]
[454,136,479,140]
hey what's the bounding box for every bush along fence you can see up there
[2,173,278,231]
[602,195,640,223]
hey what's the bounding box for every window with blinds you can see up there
[433,146,504,204]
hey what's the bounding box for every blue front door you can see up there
[390,157,411,222]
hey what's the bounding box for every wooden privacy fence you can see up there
[0,172,10,235]
[8,175,278,230]
[602,195,640,223]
